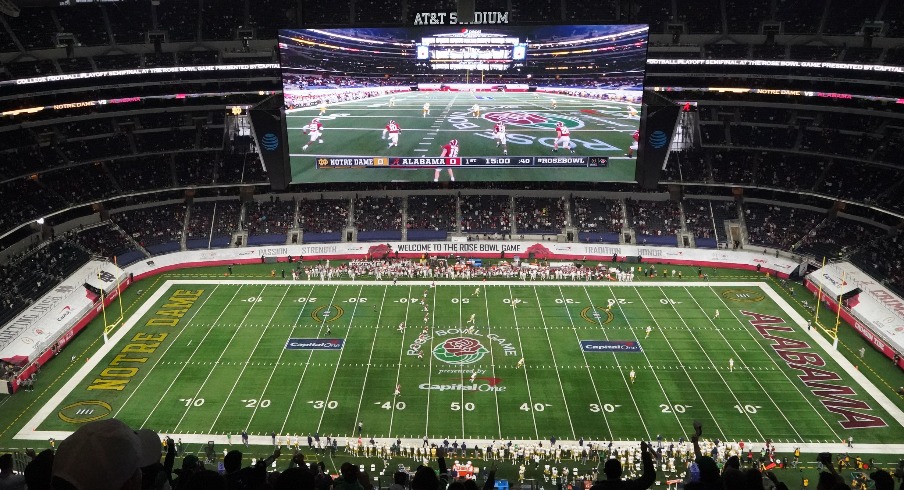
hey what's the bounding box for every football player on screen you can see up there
[435,139,459,182]
[301,118,323,151]
[627,129,639,158]
[552,121,574,154]
[493,122,508,155]
[423,102,431,117]
[383,119,401,148]
[318,102,327,116]
[470,103,480,118]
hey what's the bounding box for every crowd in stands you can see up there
[625,198,683,238]
[66,222,137,261]
[354,197,402,232]
[299,199,349,233]
[186,200,243,241]
[572,197,625,233]
[794,217,879,260]
[245,198,297,236]
[461,195,511,235]
[113,204,186,249]
[851,231,904,297]
[514,197,566,234]
[407,195,457,233]
[743,203,825,251]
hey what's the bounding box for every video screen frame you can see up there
[278,24,650,184]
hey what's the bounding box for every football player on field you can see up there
[493,122,508,155]
[435,139,459,182]
[382,120,401,148]
[423,102,431,117]
[470,103,480,118]
[318,102,327,115]
[552,121,574,153]
[301,118,323,151]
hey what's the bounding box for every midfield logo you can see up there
[432,337,489,365]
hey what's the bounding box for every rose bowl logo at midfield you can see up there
[484,112,584,130]
[433,337,489,365]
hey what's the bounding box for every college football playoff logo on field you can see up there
[432,337,489,365]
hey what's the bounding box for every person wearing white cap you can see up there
[52,418,155,490]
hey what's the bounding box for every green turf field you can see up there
[287,91,638,183]
[24,279,904,450]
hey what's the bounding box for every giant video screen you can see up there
[279,25,648,183]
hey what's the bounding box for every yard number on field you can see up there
[309,400,339,409]
[520,403,551,412]
[180,398,205,407]
[376,401,406,410]
[242,399,271,408]
[589,403,620,413]
[660,404,691,413]
[734,404,760,413]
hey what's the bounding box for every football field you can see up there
[286,91,639,183]
[22,279,904,451]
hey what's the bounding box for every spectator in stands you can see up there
[223,447,281,490]
[0,453,25,489]
[590,441,655,490]
[51,418,148,490]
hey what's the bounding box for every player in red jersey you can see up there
[301,118,323,151]
[493,122,508,155]
[552,122,575,153]
[382,119,401,148]
[627,129,639,157]
[435,139,459,182]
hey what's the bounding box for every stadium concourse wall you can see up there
[806,263,904,371]
[0,261,129,394]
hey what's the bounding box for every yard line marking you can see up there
[601,285,686,440]
[172,285,271,433]
[351,286,389,436]
[680,286,803,441]
[207,285,294,432]
[279,285,342,433]
[114,284,223,422]
[458,286,466,438]
[630,286,728,440]
[507,285,539,439]
[481,283,503,439]
[654,286,766,440]
[532,286,576,439]
[709,286,844,441]
[139,287,249,429]
[424,286,437,437]
[316,284,366,433]
[388,286,414,436]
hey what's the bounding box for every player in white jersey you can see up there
[398,321,405,332]
[301,118,323,151]
[472,286,481,296]
[627,105,638,118]
[389,95,397,107]
[629,369,636,383]
[493,122,508,155]
[469,372,477,383]
[550,98,557,109]
[382,119,401,148]
[470,103,480,117]
[318,103,327,115]
[467,313,476,324]
[729,358,734,372]
[394,383,401,396]
[516,357,524,368]
[552,121,574,153]
[423,102,431,117]
[511,298,521,308]
[645,325,652,338]
[435,139,458,182]
[713,309,720,319]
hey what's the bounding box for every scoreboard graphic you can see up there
[316,156,609,169]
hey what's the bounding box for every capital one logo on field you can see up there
[484,111,584,130]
